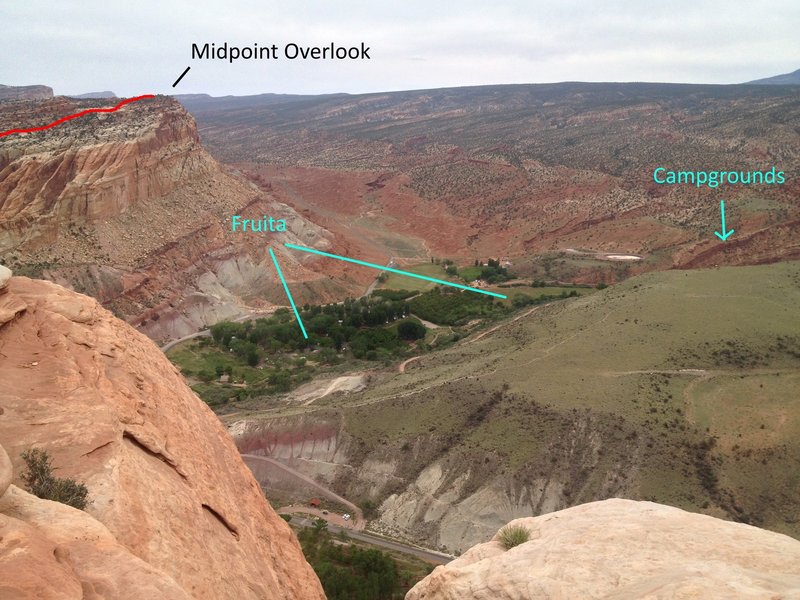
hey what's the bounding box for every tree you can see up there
[20,448,89,510]
[312,517,329,535]
[398,320,427,340]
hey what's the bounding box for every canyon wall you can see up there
[0,94,360,341]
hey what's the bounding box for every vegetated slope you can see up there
[407,499,800,599]
[179,83,800,280]
[0,270,324,599]
[231,261,800,553]
[0,93,371,342]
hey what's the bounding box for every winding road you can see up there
[288,515,453,565]
[241,454,452,564]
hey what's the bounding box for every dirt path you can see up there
[564,248,643,261]
[242,454,365,530]
[287,514,452,564]
[292,374,366,405]
[411,314,440,329]
[465,305,540,345]
[602,369,708,377]
[160,329,211,353]
[398,356,421,373]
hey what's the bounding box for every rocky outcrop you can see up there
[0,274,325,599]
[0,264,10,292]
[407,499,800,599]
[0,84,53,101]
[0,95,225,252]
[0,94,354,341]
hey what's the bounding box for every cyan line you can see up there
[715,200,734,241]
[269,247,309,339]
[283,242,508,299]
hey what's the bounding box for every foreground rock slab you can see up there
[407,498,800,599]
[0,275,324,599]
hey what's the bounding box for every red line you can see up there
[0,94,156,139]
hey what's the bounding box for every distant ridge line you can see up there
[0,94,156,139]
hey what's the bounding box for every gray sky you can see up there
[2,0,798,97]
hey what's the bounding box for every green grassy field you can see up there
[457,265,483,281]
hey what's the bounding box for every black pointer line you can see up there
[172,66,191,88]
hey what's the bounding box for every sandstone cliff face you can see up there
[0,274,325,599]
[407,499,800,599]
[0,95,354,341]
[0,95,217,252]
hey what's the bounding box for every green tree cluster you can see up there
[210,296,415,364]
[298,525,402,599]
[409,288,503,326]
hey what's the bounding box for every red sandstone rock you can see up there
[0,274,325,599]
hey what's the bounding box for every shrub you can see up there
[498,524,530,550]
[20,448,89,510]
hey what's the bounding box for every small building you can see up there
[219,374,230,383]
[308,498,321,508]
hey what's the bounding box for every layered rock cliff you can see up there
[0,272,325,599]
[0,94,362,342]
[407,499,800,599]
[0,84,53,101]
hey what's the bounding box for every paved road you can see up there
[289,515,453,565]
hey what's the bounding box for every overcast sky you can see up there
[2,0,798,97]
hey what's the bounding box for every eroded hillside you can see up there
[228,261,800,553]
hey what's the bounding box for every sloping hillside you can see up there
[230,261,800,553]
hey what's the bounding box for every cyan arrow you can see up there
[714,200,734,241]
